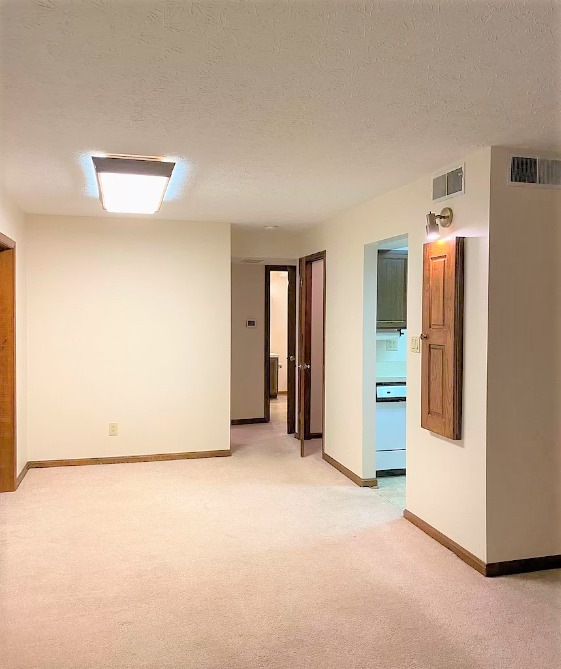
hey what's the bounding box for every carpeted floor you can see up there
[1,399,560,668]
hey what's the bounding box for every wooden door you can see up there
[297,257,308,454]
[421,237,464,440]
[298,251,326,456]
[0,235,16,492]
[377,251,408,329]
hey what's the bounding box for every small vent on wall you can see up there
[510,156,561,187]
[240,258,264,264]
[432,166,464,202]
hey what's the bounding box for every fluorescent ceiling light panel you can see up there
[92,156,175,214]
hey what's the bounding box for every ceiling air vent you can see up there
[240,258,264,264]
[432,165,464,202]
[510,155,561,187]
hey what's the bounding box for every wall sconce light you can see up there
[425,207,453,240]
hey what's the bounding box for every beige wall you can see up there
[310,259,324,434]
[270,271,288,392]
[301,148,491,560]
[231,263,265,420]
[0,189,27,475]
[486,147,561,562]
[232,227,303,262]
[25,215,231,461]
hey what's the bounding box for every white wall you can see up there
[302,148,491,560]
[486,146,561,562]
[270,271,288,392]
[231,263,265,420]
[310,259,324,434]
[0,189,27,475]
[26,215,231,460]
[376,331,407,380]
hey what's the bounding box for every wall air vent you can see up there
[240,258,264,264]
[432,165,464,202]
[510,155,561,187]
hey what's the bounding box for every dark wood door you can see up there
[377,251,407,329]
[421,237,464,440]
[298,251,326,456]
[297,256,309,455]
[0,236,16,492]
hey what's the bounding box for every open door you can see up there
[0,233,16,492]
[264,265,297,433]
[298,251,326,456]
[421,237,464,440]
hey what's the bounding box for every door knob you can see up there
[420,333,428,340]
[298,363,311,370]
[288,355,296,362]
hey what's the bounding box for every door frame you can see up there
[264,265,297,433]
[298,251,326,456]
[0,232,16,492]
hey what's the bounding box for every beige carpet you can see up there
[1,401,560,668]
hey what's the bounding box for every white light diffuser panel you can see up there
[92,156,175,214]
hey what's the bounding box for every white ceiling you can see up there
[1,1,560,227]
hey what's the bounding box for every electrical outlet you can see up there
[109,422,118,437]
[386,339,398,352]
[410,336,420,353]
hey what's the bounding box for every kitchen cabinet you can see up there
[377,250,407,329]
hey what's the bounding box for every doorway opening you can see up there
[364,236,407,509]
[0,232,16,493]
[265,265,297,434]
[298,251,326,457]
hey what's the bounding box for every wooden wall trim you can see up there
[0,244,16,492]
[486,554,561,577]
[3,450,231,491]
[0,232,16,250]
[14,462,30,490]
[404,509,561,577]
[231,417,268,425]
[404,509,487,575]
[26,450,231,469]
[322,452,378,487]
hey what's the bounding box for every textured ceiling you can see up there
[1,1,560,226]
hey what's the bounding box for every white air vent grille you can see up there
[432,165,464,202]
[240,258,264,264]
[510,155,561,187]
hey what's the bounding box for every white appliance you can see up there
[375,383,406,472]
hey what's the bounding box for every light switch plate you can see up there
[109,422,118,436]
[411,336,420,353]
[386,339,399,351]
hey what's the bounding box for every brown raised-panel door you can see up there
[377,251,407,329]
[421,237,464,440]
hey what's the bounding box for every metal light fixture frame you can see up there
[92,155,175,213]
[425,207,453,239]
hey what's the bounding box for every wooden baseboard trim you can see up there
[404,509,487,575]
[231,417,268,425]
[486,554,561,576]
[27,450,231,469]
[404,509,561,576]
[308,432,323,440]
[13,462,30,490]
[322,453,377,487]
